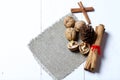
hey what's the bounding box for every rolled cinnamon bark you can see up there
[84,24,105,71]
[94,24,105,45]
[71,7,94,13]
[78,1,91,24]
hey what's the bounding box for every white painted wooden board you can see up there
[0,0,120,80]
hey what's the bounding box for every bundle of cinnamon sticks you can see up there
[84,24,105,71]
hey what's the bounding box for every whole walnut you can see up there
[74,20,86,32]
[65,28,76,41]
[64,16,75,28]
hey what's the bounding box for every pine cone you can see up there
[80,25,96,45]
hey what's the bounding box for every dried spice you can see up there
[84,24,105,71]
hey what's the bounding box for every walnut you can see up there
[79,42,90,54]
[64,16,75,28]
[65,28,77,41]
[67,41,79,51]
[74,20,86,32]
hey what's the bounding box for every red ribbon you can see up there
[91,45,101,55]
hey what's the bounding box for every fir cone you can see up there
[80,25,96,45]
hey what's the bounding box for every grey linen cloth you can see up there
[28,14,86,80]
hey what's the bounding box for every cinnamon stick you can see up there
[71,7,94,13]
[94,24,105,45]
[78,1,91,24]
[84,24,105,71]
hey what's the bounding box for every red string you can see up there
[91,45,101,55]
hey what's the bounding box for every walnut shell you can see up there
[65,28,76,41]
[64,16,75,28]
[67,41,79,51]
[79,42,90,54]
[74,20,86,32]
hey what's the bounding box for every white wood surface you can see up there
[0,0,120,80]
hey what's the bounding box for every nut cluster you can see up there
[64,16,96,54]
